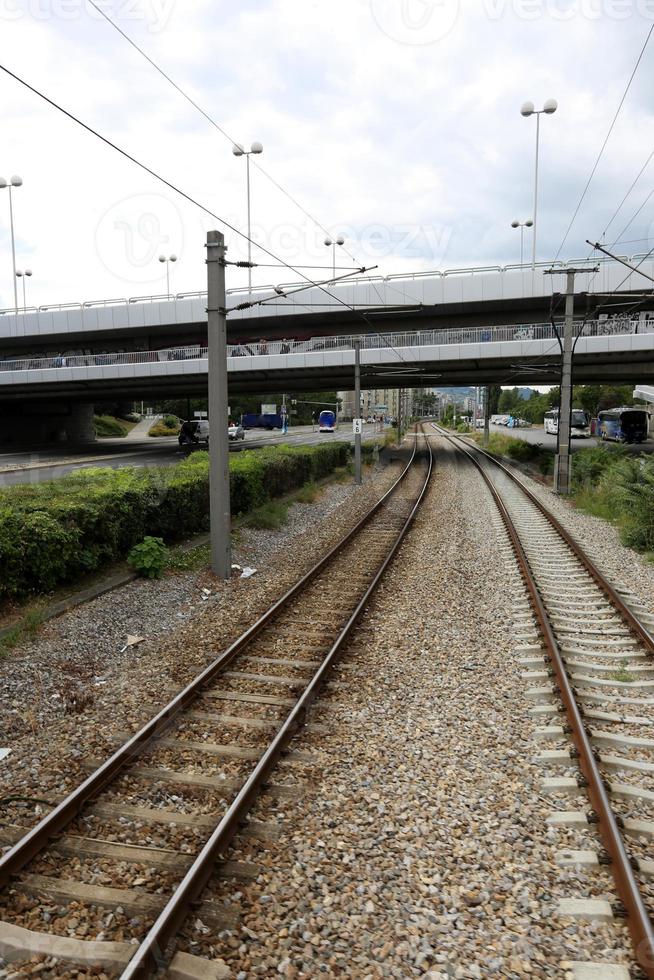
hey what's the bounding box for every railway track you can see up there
[0,428,433,979]
[432,422,654,978]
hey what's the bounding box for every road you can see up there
[0,423,383,487]
[486,423,654,454]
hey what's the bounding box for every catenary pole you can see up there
[206,229,231,578]
[353,339,362,485]
[483,386,490,447]
[545,265,598,494]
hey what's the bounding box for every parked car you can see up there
[228,422,245,441]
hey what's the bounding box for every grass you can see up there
[613,665,635,683]
[293,482,319,504]
[471,430,554,476]
[0,605,46,657]
[167,542,211,572]
[94,415,130,438]
[247,501,289,530]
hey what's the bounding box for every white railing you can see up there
[0,318,650,376]
[0,254,650,317]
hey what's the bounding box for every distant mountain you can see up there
[430,386,475,398]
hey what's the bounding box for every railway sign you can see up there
[353,418,363,435]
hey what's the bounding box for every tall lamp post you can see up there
[511,219,533,266]
[232,141,263,293]
[0,175,22,313]
[520,99,557,270]
[15,268,32,312]
[158,253,177,298]
[324,234,345,281]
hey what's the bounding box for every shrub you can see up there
[149,418,180,437]
[0,441,352,600]
[94,415,129,438]
[128,536,168,578]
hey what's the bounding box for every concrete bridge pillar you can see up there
[0,402,96,447]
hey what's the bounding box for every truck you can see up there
[241,412,283,430]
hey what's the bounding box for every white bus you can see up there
[544,409,591,438]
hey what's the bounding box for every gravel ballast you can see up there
[178,436,636,978]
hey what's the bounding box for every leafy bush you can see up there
[94,415,129,438]
[128,536,168,578]
[572,445,627,489]
[149,417,180,437]
[573,451,654,554]
[0,441,351,600]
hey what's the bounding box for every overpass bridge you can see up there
[2,255,654,361]
[1,318,652,402]
[2,254,652,445]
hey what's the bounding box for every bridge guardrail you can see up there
[1,254,651,317]
[0,319,650,376]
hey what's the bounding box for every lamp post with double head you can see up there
[15,268,32,312]
[511,219,534,266]
[232,141,263,293]
[324,235,345,282]
[0,176,23,313]
[520,99,557,270]
[158,254,177,298]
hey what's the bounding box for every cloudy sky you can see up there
[0,0,653,309]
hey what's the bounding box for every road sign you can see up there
[194,411,208,418]
[353,418,363,435]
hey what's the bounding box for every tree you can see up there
[487,384,502,416]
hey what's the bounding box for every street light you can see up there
[511,218,534,266]
[232,141,263,293]
[15,268,32,313]
[0,175,23,313]
[324,234,345,280]
[158,253,177,298]
[520,99,557,270]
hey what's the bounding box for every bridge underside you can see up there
[1,350,653,402]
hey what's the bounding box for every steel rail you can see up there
[119,426,433,979]
[433,424,654,977]
[451,430,654,653]
[0,439,421,888]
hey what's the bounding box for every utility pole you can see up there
[206,230,231,578]
[544,265,598,495]
[397,388,402,446]
[353,340,362,485]
[483,386,490,447]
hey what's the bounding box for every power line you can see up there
[554,23,654,261]
[84,0,362,267]
[0,59,418,371]
[0,60,387,327]
[601,148,654,241]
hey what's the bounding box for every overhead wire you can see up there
[553,23,654,262]
[0,60,419,369]
[84,0,362,267]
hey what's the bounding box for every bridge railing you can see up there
[0,318,649,376]
[1,253,651,317]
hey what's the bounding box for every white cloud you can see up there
[0,0,653,310]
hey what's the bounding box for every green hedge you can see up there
[0,441,351,600]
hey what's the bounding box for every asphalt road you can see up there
[0,423,384,487]
[487,423,654,454]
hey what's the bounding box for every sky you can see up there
[0,0,654,310]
